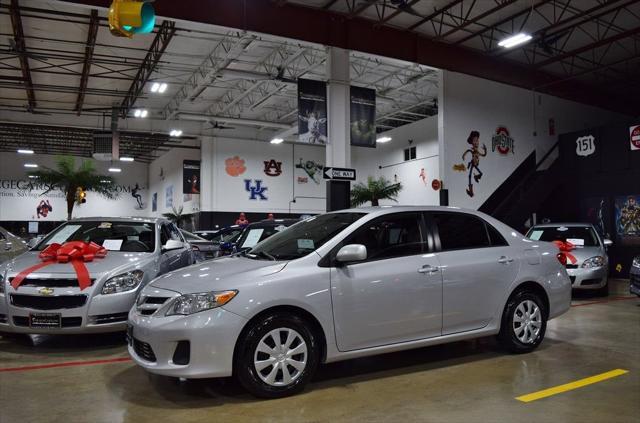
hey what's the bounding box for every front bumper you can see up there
[566,266,608,289]
[127,307,248,378]
[0,288,138,334]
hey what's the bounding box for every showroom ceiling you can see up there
[0,0,439,160]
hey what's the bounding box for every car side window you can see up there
[431,212,491,251]
[342,212,424,261]
[486,222,509,246]
[160,225,171,246]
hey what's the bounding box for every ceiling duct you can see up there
[92,107,120,161]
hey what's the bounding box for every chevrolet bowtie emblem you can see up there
[38,287,55,296]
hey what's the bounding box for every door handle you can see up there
[418,265,440,274]
[498,256,514,264]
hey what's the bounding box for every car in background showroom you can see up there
[526,223,612,295]
[128,207,571,398]
[231,219,300,254]
[0,227,28,265]
[195,226,243,257]
[0,217,193,334]
[180,230,217,262]
[631,256,640,297]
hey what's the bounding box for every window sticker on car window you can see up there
[102,239,123,251]
[566,238,585,246]
[529,230,543,240]
[275,225,287,232]
[241,229,264,248]
[98,222,112,229]
[297,239,314,250]
[47,225,82,245]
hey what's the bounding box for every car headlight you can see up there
[582,256,605,268]
[165,290,238,316]
[101,270,144,295]
[633,257,640,269]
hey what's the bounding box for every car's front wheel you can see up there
[234,312,320,398]
[498,290,547,353]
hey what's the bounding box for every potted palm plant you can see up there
[162,205,191,229]
[28,156,118,220]
[350,176,403,207]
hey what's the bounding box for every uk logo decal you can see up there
[244,179,268,200]
[263,159,283,177]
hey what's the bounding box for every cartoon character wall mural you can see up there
[419,168,427,185]
[295,158,323,184]
[36,200,53,218]
[461,130,487,197]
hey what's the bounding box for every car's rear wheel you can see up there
[498,290,547,353]
[234,312,319,398]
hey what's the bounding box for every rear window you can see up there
[527,226,599,247]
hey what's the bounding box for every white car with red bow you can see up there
[0,217,193,334]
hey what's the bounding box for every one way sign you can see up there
[323,167,356,181]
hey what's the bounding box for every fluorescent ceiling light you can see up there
[28,175,39,179]
[24,163,38,168]
[120,157,134,162]
[108,167,122,173]
[17,149,34,154]
[170,129,183,137]
[134,109,148,118]
[498,33,532,48]
[151,82,160,92]
[158,83,168,93]
[270,138,284,144]
[377,136,392,143]
[100,179,110,183]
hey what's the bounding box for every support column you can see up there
[325,47,351,211]
[200,136,215,212]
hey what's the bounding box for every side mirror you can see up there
[162,240,184,252]
[27,238,39,249]
[336,244,367,264]
[603,239,613,247]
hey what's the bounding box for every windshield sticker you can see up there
[47,225,82,245]
[557,226,568,232]
[297,239,315,250]
[528,230,543,240]
[98,222,112,229]
[566,238,585,246]
[102,239,123,251]
[241,229,264,248]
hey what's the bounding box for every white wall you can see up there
[352,115,440,206]
[0,152,148,221]
[440,71,628,209]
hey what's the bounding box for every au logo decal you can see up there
[263,159,283,177]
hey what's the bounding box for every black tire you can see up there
[234,312,320,399]
[498,290,547,354]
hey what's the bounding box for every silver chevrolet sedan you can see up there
[128,206,571,398]
[0,217,193,334]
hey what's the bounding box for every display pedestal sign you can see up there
[323,167,356,181]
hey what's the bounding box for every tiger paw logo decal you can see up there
[225,156,246,177]
[263,159,283,177]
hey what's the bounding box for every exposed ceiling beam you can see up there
[75,9,99,116]
[9,0,36,111]
[322,0,339,9]
[436,0,519,40]
[377,0,421,25]
[119,20,176,118]
[407,0,464,31]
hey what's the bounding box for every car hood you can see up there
[566,246,605,263]
[149,256,286,294]
[5,250,154,278]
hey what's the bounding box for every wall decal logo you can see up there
[244,179,268,200]
[491,126,515,155]
[462,130,487,198]
[225,156,246,176]
[630,125,640,151]
[576,135,596,157]
[263,159,283,177]
[295,158,323,184]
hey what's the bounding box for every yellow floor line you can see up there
[516,369,629,403]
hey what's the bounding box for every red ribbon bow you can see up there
[11,241,107,291]
[552,240,577,264]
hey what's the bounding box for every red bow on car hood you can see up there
[11,241,107,291]
[552,240,578,265]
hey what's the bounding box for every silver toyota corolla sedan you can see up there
[526,223,612,295]
[128,206,571,398]
[0,217,193,334]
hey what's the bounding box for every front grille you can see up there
[145,297,169,305]
[10,294,87,310]
[136,296,170,316]
[9,277,94,288]
[13,316,82,327]
[566,264,579,269]
[0,314,7,324]
[133,338,156,362]
[90,312,128,325]
[582,278,601,286]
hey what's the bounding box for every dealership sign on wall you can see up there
[630,125,640,151]
[576,135,596,157]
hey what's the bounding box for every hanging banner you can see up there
[350,85,376,148]
[182,160,200,194]
[298,78,328,144]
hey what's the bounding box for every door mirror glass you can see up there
[603,239,613,247]
[162,239,184,252]
[336,244,367,263]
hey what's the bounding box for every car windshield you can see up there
[527,226,600,247]
[221,229,242,243]
[181,230,206,241]
[248,213,366,260]
[36,221,156,253]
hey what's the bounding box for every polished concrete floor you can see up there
[0,280,638,423]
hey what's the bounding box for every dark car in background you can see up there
[180,230,217,262]
[194,226,244,258]
[631,256,640,297]
[232,219,300,254]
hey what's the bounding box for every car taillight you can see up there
[557,252,567,266]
